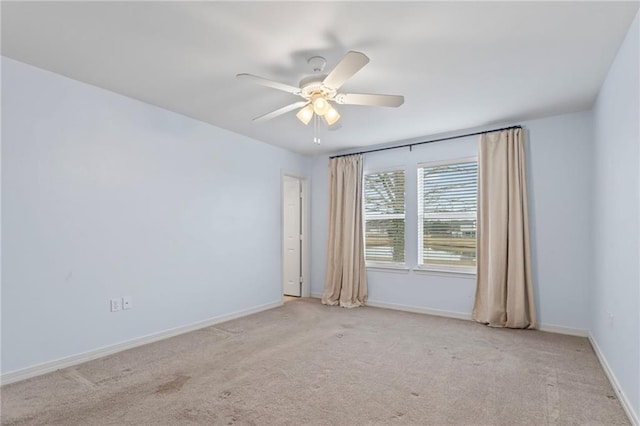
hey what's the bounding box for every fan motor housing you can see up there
[299,74,336,100]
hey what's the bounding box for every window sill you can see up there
[412,267,476,279]
[366,264,411,274]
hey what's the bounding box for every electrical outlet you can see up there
[122,296,133,310]
[110,298,122,312]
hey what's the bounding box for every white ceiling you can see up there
[2,1,638,156]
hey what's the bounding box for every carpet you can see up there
[0,298,629,425]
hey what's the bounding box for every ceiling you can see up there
[2,2,638,156]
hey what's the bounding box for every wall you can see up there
[591,11,639,420]
[1,57,311,376]
[311,110,594,332]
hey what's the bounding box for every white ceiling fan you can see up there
[237,51,404,141]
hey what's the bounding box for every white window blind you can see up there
[418,160,477,272]
[364,169,405,264]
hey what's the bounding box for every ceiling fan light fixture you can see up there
[324,106,340,126]
[296,104,314,125]
[237,51,404,145]
[311,93,330,116]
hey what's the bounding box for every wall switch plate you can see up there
[122,296,133,310]
[110,298,122,312]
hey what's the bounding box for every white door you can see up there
[283,176,302,297]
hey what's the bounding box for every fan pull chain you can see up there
[313,114,321,144]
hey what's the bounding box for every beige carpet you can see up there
[1,298,629,425]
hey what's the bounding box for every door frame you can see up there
[281,172,310,299]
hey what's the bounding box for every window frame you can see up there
[363,166,407,268]
[416,157,478,275]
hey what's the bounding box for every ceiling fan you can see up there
[237,51,404,142]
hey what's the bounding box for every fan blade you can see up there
[322,51,370,90]
[335,93,404,107]
[236,73,301,95]
[253,101,309,123]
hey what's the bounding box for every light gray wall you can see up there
[311,110,594,331]
[591,11,639,417]
[1,57,311,374]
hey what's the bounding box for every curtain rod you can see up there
[329,125,522,159]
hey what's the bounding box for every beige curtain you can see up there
[322,155,367,308]
[472,128,536,329]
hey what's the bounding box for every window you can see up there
[418,159,477,272]
[364,169,405,265]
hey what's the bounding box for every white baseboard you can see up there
[1,300,283,386]
[311,294,470,320]
[312,293,470,320]
[314,295,590,337]
[537,323,589,337]
[364,299,473,321]
[588,333,639,426]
